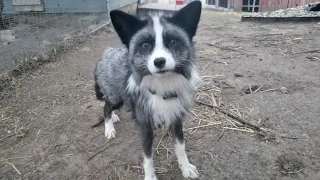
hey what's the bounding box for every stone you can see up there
[80,47,91,53]
[242,85,260,94]
[42,40,52,46]
[306,56,320,61]
[234,73,244,77]
[41,53,49,60]
[280,87,288,94]
[32,56,39,61]
[62,33,72,42]
[0,30,15,42]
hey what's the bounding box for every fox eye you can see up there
[168,39,177,47]
[141,42,151,49]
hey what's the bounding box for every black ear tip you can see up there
[182,1,202,13]
[110,10,118,15]
[110,10,122,18]
[188,1,202,8]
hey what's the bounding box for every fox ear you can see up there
[168,1,202,39]
[110,10,146,48]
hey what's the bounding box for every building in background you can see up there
[143,0,319,12]
[205,0,319,12]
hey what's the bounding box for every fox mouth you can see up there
[157,70,169,74]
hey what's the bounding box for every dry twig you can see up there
[214,108,225,141]
[207,43,253,56]
[87,142,113,161]
[196,101,263,131]
[292,49,320,55]
[0,133,17,142]
[156,131,167,155]
[5,162,21,175]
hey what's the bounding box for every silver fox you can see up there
[94,1,202,179]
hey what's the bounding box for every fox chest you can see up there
[147,90,192,127]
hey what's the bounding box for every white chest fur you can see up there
[148,93,189,126]
[128,71,198,127]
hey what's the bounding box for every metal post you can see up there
[0,0,4,29]
[106,0,110,18]
[252,0,256,12]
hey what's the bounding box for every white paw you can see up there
[111,113,120,123]
[105,120,116,139]
[105,127,116,139]
[181,163,199,179]
[144,175,158,180]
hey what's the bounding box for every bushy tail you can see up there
[95,81,104,101]
[94,64,104,101]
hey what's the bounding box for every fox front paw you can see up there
[181,163,199,179]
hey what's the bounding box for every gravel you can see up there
[250,4,320,18]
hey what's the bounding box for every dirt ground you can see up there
[1,11,320,180]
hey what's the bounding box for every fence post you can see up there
[0,0,4,29]
[106,0,110,18]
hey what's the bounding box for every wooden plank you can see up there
[241,16,320,23]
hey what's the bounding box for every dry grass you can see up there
[189,75,260,134]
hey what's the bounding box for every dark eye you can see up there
[168,39,177,47]
[141,42,151,49]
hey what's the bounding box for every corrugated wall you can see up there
[44,0,108,13]
[108,0,137,11]
[3,0,137,14]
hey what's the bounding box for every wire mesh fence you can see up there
[0,0,136,74]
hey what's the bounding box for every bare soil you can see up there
[1,11,320,180]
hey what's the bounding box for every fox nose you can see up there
[154,58,166,68]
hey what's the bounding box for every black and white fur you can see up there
[94,2,202,179]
